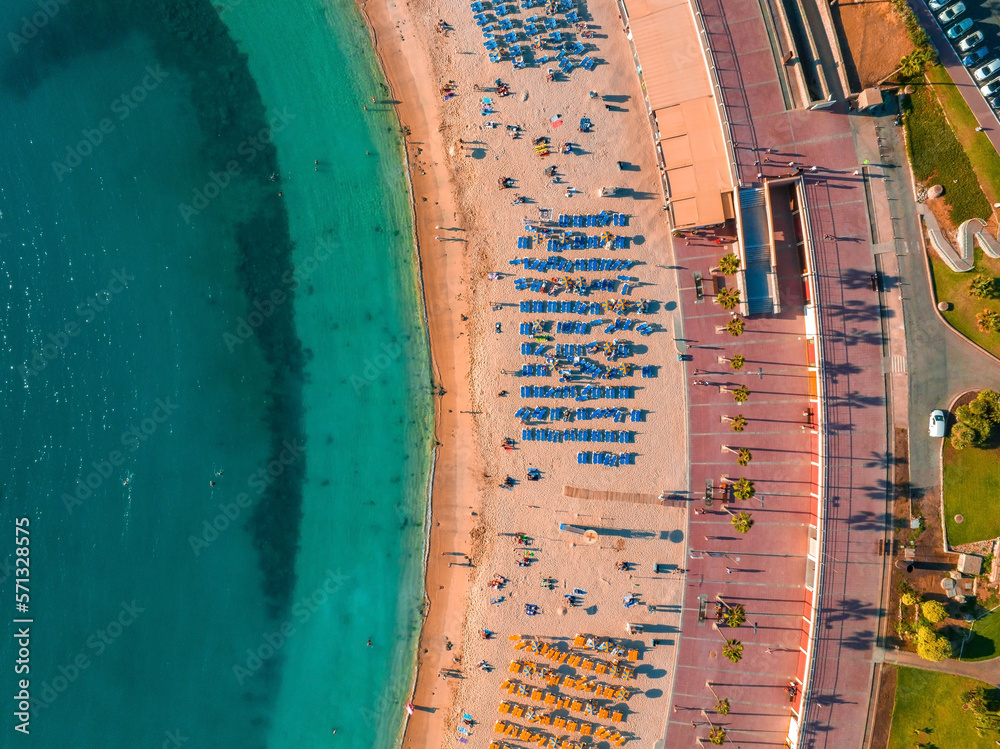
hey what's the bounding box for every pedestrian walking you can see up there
[809,165,818,172]
[725,567,733,574]
[753,622,758,634]
[765,647,773,655]
[853,170,860,176]
[823,234,833,240]
[976,126,984,132]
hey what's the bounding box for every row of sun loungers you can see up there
[578,451,634,465]
[521,364,552,377]
[493,723,626,748]
[522,429,634,443]
[511,257,635,272]
[558,212,628,227]
[514,405,643,422]
[513,277,621,293]
[545,235,626,251]
[519,300,648,314]
[519,385,634,399]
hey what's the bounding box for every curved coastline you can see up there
[357,1,477,747]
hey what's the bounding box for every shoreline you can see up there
[357,2,479,748]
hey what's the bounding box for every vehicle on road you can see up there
[938,2,966,24]
[980,79,1000,97]
[973,58,1000,81]
[963,47,990,67]
[928,0,951,10]
[958,30,984,51]
[947,18,974,39]
[929,410,946,438]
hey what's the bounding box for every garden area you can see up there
[887,667,1000,748]
[942,390,1000,545]
[957,605,1000,661]
[903,64,1000,357]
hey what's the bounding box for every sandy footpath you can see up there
[358,0,691,746]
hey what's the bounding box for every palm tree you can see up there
[730,354,745,370]
[737,447,752,466]
[722,638,743,663]
[705,681,731,715]
[708,726,727,745]
[726,317,744,336]
[731,511,754,534]
[729,385,749,404]
[723,604,746,628]
[977,309,1000,333]
[717,288,741,311]
[722,414,747,432]
[718,253,740,275]
[732,478,755,501]
[968,274,996,299]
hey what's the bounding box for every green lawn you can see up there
[942,438,1000,545]
[959,608,1000,661]
[929,246,1000,358]
[905,70,992,226]
[888,667,999,749]
[925,65,1000,205]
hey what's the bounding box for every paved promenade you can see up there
[659,0,891,746]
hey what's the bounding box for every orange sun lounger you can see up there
[494,721,506,733]
[598,707,610,719]
[580,723,592,736]
[512,706,524,718]
[509,662,522,673]
[627,649,638,661]
[531,689,543,701]
[499,702,511,714]
[611,711,623,723]
[573,634,586,647]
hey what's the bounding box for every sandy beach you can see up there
[360,0,692,745]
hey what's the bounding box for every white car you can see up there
[959,30,984,52]
[928,0,951,10]
[974,58,1000,81]
[981,79,1000,97]
[938,2,966,24]
[947,18,974,39]
[929,410,946,438]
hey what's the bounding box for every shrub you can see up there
[915,625,952,661]
[901,590,920,607]
[921,600,947,623]
[968,274,997,299]
[977,309,1000,333]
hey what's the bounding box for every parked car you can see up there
[963,47,990,67]
[947,18,974,39]
[958,30,984,51]
[928,410,946,438]
[974,58,1000,81]
[990,95,1000,109]
[938,2,966,24]
[979,78,1000,97]
[928,0,951,11]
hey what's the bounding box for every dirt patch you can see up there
[833,0,914,90]
[868,663,898,749]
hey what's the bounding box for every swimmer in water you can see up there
[367,638,372,647]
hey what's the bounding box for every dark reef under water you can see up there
[2,0,306,621]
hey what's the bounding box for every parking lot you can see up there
[910,0,1000,146]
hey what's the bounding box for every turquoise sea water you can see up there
[0,1,431,746]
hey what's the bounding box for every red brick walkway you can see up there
[661,0,889,746]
